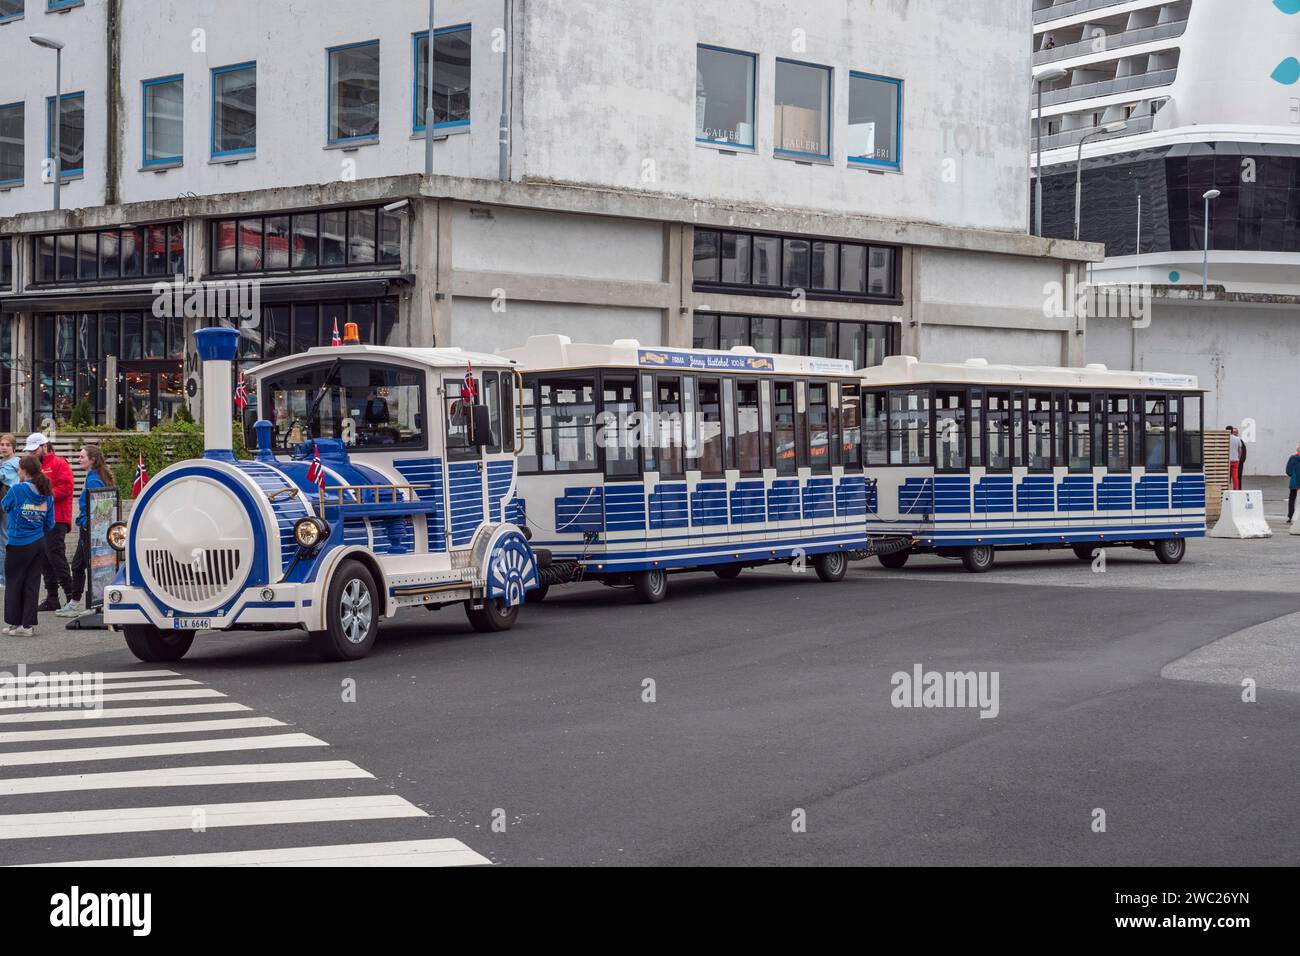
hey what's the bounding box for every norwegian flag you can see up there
[330,319,342,347]
[234,372,249,412]
[462,361,478,403]
[305,443,325,495]
[132,455,149,497]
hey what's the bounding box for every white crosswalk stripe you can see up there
[0,671,489,867]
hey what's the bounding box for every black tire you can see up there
[961,545,995,573]
[1072,544,1099,562]
[465,597,520,632]
[632,569,668,603]
[525,583,549,604]
[1153,538,1186,565]
[309,559,379,661]
[713,564,743,580]
[813,551,848,582]
[123,625,195,663]
[878,550,910,569]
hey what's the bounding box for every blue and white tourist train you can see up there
[103,326,539,661]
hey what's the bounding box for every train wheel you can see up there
[123,625,195,663]
[1153,538,1186,565]
[525,583,549,604]
[310,560,378,661]
[813,551,848,582]
[465,597,520,632]
[713,564,743,580]
[1072,544,1098,562]
[960,545,995,573]
[878,550,910,569]
[632,569,669,603]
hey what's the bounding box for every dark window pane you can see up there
[837,322,864,368]
[693,230,720,282]
[37,235,55,282]
[415,28,472,129]
[75,313,97,361]
[751,316,778,353]
[379,209,401,263]
[782,238,810,289]
[348,208,376,264]
[780,318,806,355]
[238,218,263,272]
[695,46,756,147]
[145,224,169,276]
[328,42,380,141]
[77,233,97,281]
[291,214,318,269]
[810,241,838,289]
[122,312,143,360]
[320,302,347,345]
[145,314,166,357]
[692,313,718,350]
[211,220,236,273]
[378,299,400,346]
[100,313,120,357]
[720,232,750,284]
[264,306,291,361]
[121,227,144,278]
[167,224,184,275]
[753,235,780,286]
[168,315,184,359]
[719,314,748,351]
[348,301,376,343]
[320,210,347,266]
[841,244,866,293]
[57,234,76,282]
[293,304,318,352]
[213,65,256,154]
[264,215,290,271]
[868,247,894,296]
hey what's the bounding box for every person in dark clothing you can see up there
[3,457,55,636]
[25,433,74,611]
[58,444,116,618]
[1287,445,1300,523]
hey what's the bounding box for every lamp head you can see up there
[1203,189,1222,201]
[29,34,65,51]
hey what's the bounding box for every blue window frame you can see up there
[45,91,84,178]
[773,59,831,160]
[142,75,184,167]
[46,0,81,10]
[0,1,24,24]
[412,24,471,133]
[0,101,22,186]
[211,61,256,158]
[848,71,903,170]
[327,40,380,144]
[695,45,756,149]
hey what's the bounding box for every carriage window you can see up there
[1180,394,1203,470]
[501,373,515,453]
[697,378,725,476]
[1053,393,1067,468]
[1067,393,1092,471]
[969,389,983,466]
[1143,395,1168,471]
[602,374,639,477]
[519,380,538,471]
[1106,394,1132,471]
[1027,392,1053,471]
[1011,392,1026,468]
[773,380,797,476]
[483,371,502,453]
[863,391,888,466]
[539,377,598,472]
[808,382,831,473]
[986,391,1012,471]
[265,362,425,453]
[840,384,862,469]
[444,377,477,461]
[889,388,931,466]
[935,389,967,471]
[735,379,762,473]
[657,376,685,477]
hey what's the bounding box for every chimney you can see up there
[192,326,240,460]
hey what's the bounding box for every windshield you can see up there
[262,361,425,453]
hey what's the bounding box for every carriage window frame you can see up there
[1026,390,1054,473]
[862,389,889,467]
[600,370,640,480]
[806,380,832,474]
[1140,392,1170,472]
[887,386,932,467]
[771,379,799,476]
[984,389,1014,473]
[934,387,968,473]
[655,373,686,478]
[839,382,863,470]
[733,375,763,476]
[1065,391,1094,473]
[1104,392,1135,473]
[693,376,726,478]
[1180,392,1205,472]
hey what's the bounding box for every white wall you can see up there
[448,298,664,353]
[920,324,1065,367]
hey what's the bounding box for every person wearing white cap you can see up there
[22,433,75,612]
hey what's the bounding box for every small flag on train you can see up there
[234,372,249,411]
[305,443,325,495]
[463,360,478,403]
[331,319,342,346]
[132,455,149,496]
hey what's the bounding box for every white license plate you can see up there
[174,617,212,630]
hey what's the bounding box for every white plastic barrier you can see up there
[1209,490,1272,539]
[1290,506,1300,536]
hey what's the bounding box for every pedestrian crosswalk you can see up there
[0,668,490,867]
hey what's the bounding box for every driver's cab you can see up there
[248,343,522,558]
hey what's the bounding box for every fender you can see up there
[303,544,393,631]
[471,524,540,608]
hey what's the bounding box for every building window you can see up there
[413,25,471,132]
[32,222,182,286]
[692,314,894,368]
[693,228,899,302]
[0,102,21,185]
[142,75,183,167]
[47,0,81,9]
[773,59,830,159]
[209,204,402,276]
[45,91,84,177]
[211,62,256,157]
[848,72,902,169]
[1,236,12,290]
[328,41,380,143]
[0,1,23,23]
[695,45,755,149]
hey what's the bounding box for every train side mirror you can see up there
[470,404,492,447]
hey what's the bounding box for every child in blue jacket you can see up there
[3,456,55,635]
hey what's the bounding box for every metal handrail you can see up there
[1033,0,1156,25]
[1033,113,1155,152]
[320,483,433,505]
[1036,68,1177,108]
[1035,19,1187,64]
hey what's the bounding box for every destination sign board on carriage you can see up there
[497,335,899,605]
[855,355,1208,574]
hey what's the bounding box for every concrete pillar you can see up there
[666,223,691,348]
[900,247,922,358]
[409,197,448,348]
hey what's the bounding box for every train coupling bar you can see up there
[848,535,916,561]
[539,560,585,587]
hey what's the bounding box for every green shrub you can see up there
[101,419,250,498]
[69,396,94,430]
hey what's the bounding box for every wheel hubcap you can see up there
[339,579,373,644]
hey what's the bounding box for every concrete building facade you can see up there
[1,0,1095,436]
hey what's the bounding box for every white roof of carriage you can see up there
[248,343,516,378]
[498,335,857,376]
[860,355,1201,391]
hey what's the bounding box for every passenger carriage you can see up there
[103,326,540,662]
[499,335,895,602]
[859,355,1207,572]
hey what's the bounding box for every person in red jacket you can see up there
[24,434,74,612]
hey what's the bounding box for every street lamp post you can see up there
[424,0,436,178]
[1033,67,1068,237]
[1074,121,1127,241]
[1201,189,1221,295]
[30,33,65,212]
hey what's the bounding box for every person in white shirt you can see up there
[1228,426,1244,491]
